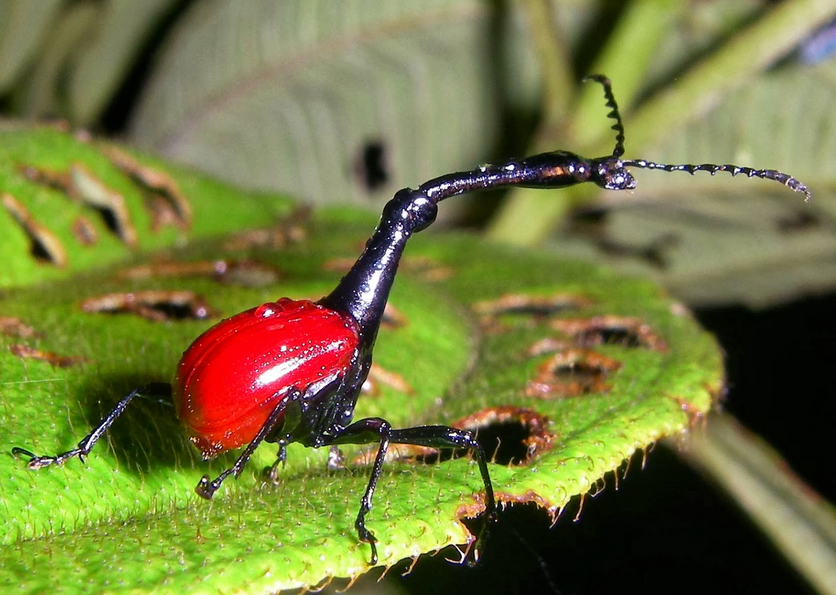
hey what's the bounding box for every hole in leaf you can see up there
[80,291,216,322]
[550,316,668,351]
[474,293,591,333]
[2,192,67,267]
[354,140,389,192]
[9,344,86,367]
[119,259,281,288]
[71,216,98,246]
[19,163,137,247]
[525,348,622,398]
[0,317,40,338]
[104,145,192,230]
[369,407,555,467]
[222,207,310,251]
[361,363,414,397]
[69,164,137,247]
[381,303,407,330]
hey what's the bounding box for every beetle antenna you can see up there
[584,74,626,159]
[621,159,812,202]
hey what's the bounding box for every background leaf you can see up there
[548,63,836,308]
[128,0,509,207]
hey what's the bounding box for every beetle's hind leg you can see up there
[12,382,171,469]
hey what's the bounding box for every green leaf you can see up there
[0,127,721,593]
[67,0,175,126]
[0,123,295,288]
[0,0,65,93]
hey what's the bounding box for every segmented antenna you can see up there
[622,159,812,202]
[584,74,626,158]
[583,75,811,202]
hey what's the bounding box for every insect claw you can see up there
[11,446,36,460]
[365,535,379,566]
[195,474,218,500]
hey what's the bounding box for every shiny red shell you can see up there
[173,298,360,459]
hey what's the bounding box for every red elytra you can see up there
[174,298,361,458]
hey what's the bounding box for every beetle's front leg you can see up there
[12,383,171,469]
[197,388,301,499]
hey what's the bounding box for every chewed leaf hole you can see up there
[120,259,280,287]
[526,349,622,398]
[0,317,39,338]
[460,407,554,466]
[361,364,414,397]
[9,344,86,367]
[104,145,193,230]
[222,207,310,251]
[474,293,592,333]
[550,316,668,351]
[19,163,137,247]
[80,291,216,322]
[351,408,554,468]
[2,192,68,267]
[474,293,591,318]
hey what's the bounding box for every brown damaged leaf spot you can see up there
[455,406,556,465]
[71,216,98,246]
[550,316,668,351]
[18,164,71,191]
[2,192,68,267]
[103,145,193,230]
[69,164,137,248]
[80,291,217,322]
[321,257,358,274]
[19,163,137,248]
[223,207,310,251]
[525,348,622,398]
[381,303,407,330]
[120,259,281,288]
[361,364,415,397]
[9,344,86,367]
[473,293,592,333]
[325,250,452,283]
[354,406,556,468]
[0,317,40,338]
[400,256,455,282]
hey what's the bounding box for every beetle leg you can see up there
[327,445,346,471]
[329,417,391,565]
[196,388,301,499]
[386,425,496,565]
[331,420,496,566]
[267,439,289,484]
[12,383,170,469]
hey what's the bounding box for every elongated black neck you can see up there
[320,189,437,345]
[419,150,595,201]
[320,150,628,347]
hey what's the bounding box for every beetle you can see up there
[13,75,810,566]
